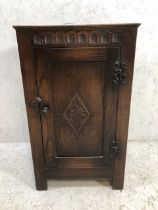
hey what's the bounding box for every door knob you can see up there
[30,96,42,106]
[30,96,49,114]
[41,106,49,113]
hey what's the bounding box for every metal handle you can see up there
[41,106,49,113]
[31,96,49,114]
[31,96,42,106]
[113,60,126,85]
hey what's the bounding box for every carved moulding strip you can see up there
[33,30,122,47]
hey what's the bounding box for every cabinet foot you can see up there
[111,178,124,190]
[35,179,47,191]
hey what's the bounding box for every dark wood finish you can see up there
[14,24,140,190]
[112,29,139,189]
[15,31,47,190]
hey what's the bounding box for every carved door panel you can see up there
[34,47,119,168]
[50,61,104,157]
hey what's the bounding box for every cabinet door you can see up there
[34,47,119,170]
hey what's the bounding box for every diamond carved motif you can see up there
[63,93,91,135]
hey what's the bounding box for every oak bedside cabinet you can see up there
[14,24,140,190]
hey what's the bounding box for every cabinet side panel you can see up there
[112,29,138,189]
[16,31,47,190]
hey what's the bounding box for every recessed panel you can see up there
[48,61,105,157]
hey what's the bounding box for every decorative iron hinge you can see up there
[113,60,127,85]
[109,142,120,158]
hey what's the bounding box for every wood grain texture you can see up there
[112,29,138,190]
[46,167,113,179]
[103,47,120,166]
[34,49,56,168]
[48,60,104,157]
[35,47,119,171]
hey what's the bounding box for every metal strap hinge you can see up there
[113,60,127,85]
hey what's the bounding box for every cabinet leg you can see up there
[111,177,124,190]
[35,176,47,191]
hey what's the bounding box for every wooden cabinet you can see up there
[14,24,140,190]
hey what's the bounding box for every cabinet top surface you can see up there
[13,23,140,31]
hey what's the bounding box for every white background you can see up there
[0,0,158,142]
